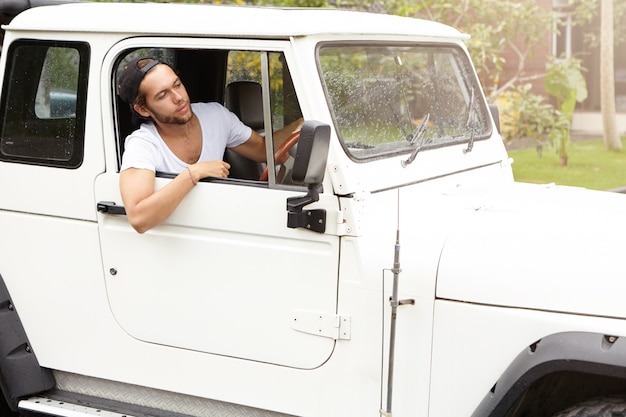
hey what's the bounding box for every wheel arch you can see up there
[0,274,55,411]
[472,331,626,417]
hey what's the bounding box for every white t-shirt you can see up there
[121,102,252,174]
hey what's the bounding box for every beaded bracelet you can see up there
[187,166,197,185]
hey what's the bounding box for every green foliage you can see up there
[496,84,556,146]
[545,56,588,109]
[545,56,588,164]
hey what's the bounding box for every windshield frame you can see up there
[315,40,492,162]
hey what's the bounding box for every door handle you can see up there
[97,201,126,215]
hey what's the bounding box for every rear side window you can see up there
[0,40,90,168]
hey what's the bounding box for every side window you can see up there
[225,50,303,184]
[0,41,90,168]
[115,47,301,183]
[226,50,301,131]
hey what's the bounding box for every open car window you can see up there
[114,47,302,185]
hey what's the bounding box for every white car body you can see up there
[0,3,624,417]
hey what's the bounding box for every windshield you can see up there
[318,44,491,160]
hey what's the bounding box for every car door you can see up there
[95,41,340,369]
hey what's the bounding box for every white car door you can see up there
[95,41,340,369]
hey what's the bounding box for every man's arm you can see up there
[231,117,303,162]
[120,161,230,234]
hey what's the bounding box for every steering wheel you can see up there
[260,131,300,182]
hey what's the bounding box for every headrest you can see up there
[225,81,264,131]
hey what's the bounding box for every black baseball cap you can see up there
[117,56,162,105]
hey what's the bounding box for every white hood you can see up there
[435,182,626,319]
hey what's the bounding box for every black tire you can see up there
[553,396,626,417]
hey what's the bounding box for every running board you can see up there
[18,392,194,417]
[19,395,137,416]
[19,389,292,417]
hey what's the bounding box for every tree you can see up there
[570,0,625,150]
[355,0,557,103]
[600,0,621,150]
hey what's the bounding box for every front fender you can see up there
[472,331,626,417]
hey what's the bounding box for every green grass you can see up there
[507,137,626,191]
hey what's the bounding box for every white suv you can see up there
[0,2,625,417]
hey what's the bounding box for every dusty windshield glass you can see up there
[318,44,491,160]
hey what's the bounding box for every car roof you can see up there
[0,0,78,25]
[5,2,466,40]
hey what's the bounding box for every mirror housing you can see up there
[286,121,331,233]
[291,121,331,185]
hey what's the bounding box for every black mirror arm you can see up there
[287,184,320,212]
[286,184,326,233]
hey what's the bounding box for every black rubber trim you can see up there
[472,332,626,417]
[0,274,54,411]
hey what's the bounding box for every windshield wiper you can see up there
[401,113,430,168]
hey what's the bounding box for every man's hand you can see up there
[189,160,231,181]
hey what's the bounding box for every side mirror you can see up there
[286,121,331,233]
[291,121,331,185]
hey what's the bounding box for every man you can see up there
[117,57,302,234]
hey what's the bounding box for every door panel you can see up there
[96,173,340,369]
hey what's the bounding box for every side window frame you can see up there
[0,40,90,168]
[114,45,303,186]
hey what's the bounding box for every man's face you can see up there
[134,64,193,125]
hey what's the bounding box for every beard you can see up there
[150,102,193,125]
